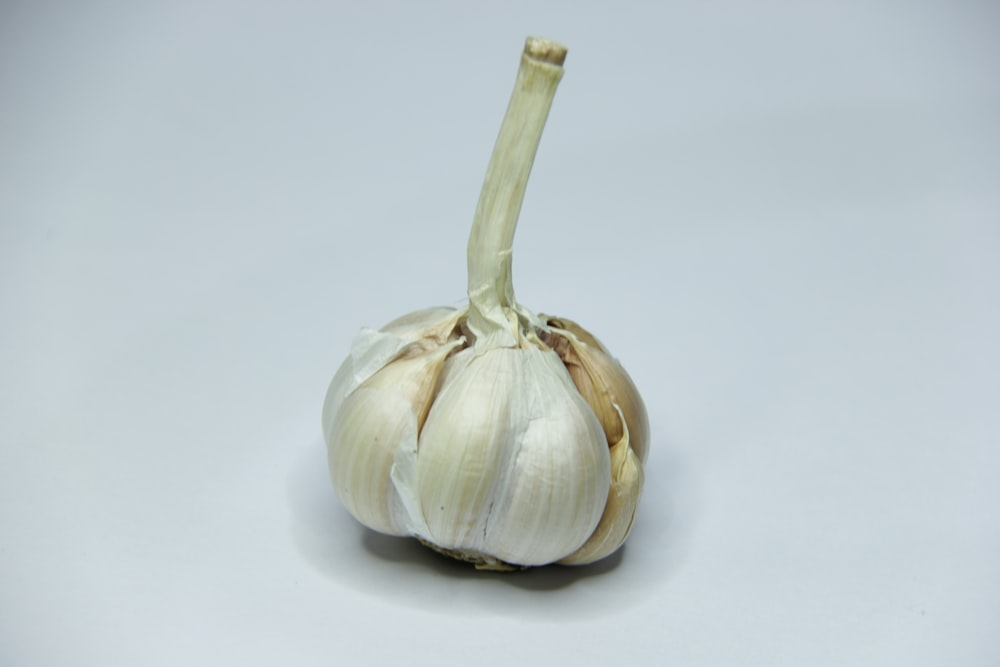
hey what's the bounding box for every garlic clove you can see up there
[322,307,465,441]
[414,345,610,566]
[410,347,509,551]
[546,316,651,464]
[326,340,460,535]
[559,407,644,565]
[479,347,611,565]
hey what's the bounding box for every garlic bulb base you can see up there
[417,539,524,572]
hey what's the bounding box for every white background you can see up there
[2,1,998,665]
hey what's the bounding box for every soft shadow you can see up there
[360,529,625,591]
[286,436,695,617]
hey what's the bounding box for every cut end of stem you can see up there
[524,36,567,66]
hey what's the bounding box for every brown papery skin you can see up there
[543,316,650,464]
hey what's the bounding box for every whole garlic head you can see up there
[322,37,648,570]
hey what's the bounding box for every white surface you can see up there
[2,1,999,665]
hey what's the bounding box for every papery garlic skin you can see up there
[416,345,610,565]
[321,307,464,442]
[322,37,649,569]
[326,338,461,535]
[545,317,650,464]
[559,405,644,565]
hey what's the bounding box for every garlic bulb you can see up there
[322,37,649,570]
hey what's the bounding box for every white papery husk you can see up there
[321,306,465,443]
[327,354,461,534]
[559,405,644,565]
[413,344,610,566]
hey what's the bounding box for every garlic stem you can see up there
[466,37,567,346]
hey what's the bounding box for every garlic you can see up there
[322,37,649,569]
